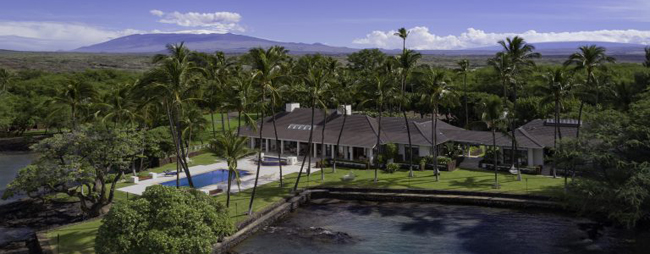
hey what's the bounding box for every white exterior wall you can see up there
[419,146,430,157]
[533,148,544,166]
[398,144,405,160]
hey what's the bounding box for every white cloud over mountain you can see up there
[150,10,244,33]
[353,27,650,50]
[0,21,142,51]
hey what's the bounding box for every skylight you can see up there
[288,124,312,130]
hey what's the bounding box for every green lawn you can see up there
[47,167,563,254]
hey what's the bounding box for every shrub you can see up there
[419,158,427,171]
[95,185,235,254]
[374,154,384,165]
[484,146,502,164]
[437,156,453,164]
[384,163,399,173]
[383,143,397,161]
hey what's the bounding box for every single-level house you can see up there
[238,103,580,168]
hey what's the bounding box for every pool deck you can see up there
[117,156,320,195]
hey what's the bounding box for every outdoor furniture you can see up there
[286,156,297,165]
[148,172,159,179]
[209,189,223,196]
[129,176,139,183]
[341,173,356,182]
[163,170,177,176]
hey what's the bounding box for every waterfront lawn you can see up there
[47,167,563,254]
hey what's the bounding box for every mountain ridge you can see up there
[71,33,648,55]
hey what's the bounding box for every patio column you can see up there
[368,148,373,162]
[280,140,284,155]
[527,148,534,166]
[350,147,354,160]
[330,145,334,159]
[297,141,300,157]
[313,143,317,158]
[265,139,269,153]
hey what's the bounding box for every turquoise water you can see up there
[233,200,638,254]
[0,152,36,204]
[160,169,249,188]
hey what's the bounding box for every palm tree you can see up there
[643,47,650,68]
[394,27,409,53]
[100,82,140,128]
[330,69,357,173]
[395,49,422,177]
[207,132,255,207]
[230,72,259,137]
[196,51,232,138]
[245,46,288,215]
[455,59,471,129]
[538,68,573,178]
[563,45,616,138]
[49,79,98,129]
[497,36,540,181]
[363,72,394,183]
[143,42,202,188]
[478,96,507,189]
[417,67,454,181]
[292,56,333,191]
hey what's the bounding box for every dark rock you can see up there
[264,226,358,244]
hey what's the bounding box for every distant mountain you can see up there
[74,33,357,54]
[74,33,647,56]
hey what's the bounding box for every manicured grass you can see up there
[47,167,563,253]
[141,153,221,175]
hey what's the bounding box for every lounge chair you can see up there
[163,170,178,176]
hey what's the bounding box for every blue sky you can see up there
[1,0,649,51]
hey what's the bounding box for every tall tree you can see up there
[394,27,409,53]
[143,43,201,188]
[395,49,421,177]
[292,55,333,190]
[564,45,616,138]
[207,132,255,207]
[478,96,507,189]
[538,68,573,178]
[455,59,471,129]
[196,51,232,138]
[417,67,455,181]
[497,36,540,180]
[245,46,288,215]
[49,79,98,130]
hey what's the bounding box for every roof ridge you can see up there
[365,115,385,145]
[517,127,544,148]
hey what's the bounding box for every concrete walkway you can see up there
[118,156,319,195]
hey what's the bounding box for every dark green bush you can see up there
[95,185,235,254]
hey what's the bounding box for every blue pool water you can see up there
[160,169,249,188]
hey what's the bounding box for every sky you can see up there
[1,0,649,51]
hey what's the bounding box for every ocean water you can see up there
[0,152,36,205]
[233,200,637,254]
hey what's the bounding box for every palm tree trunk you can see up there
[237,111,242,137]
[433,105,439,181]
[464,72,469,129]
[270,100,283,187]
[512,83,521,181]
[553,100,559,178]
[333,107,348,173]
[225,112,231,131]
[292,98,316,191]
[226,167,232,207]
[306,100,316,182]
[374,104,383,183]
[248,91,266,215]
[210,110,216,139]
[576,100,584,138]
[403,110,414,177]
[492,128,498,188]
[320,110,328,181]
[164,103,183,188]
[174,106,194,188]
[220,112,226,134]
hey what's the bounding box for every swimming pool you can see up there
[160,169,250,188]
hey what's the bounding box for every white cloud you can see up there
[353,27,650,50]
[150,10,244,33]
[0,21,142,51]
